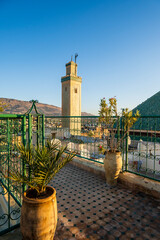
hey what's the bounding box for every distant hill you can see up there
[0,98,93,116]
[132,91,160,131]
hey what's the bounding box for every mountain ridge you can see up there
[0,98,93,116]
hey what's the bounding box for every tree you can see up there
[0,101,8,112]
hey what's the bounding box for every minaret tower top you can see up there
[66,61,77,76]
[61,59,82,83]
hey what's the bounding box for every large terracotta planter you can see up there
[20,186,57,240]
[104,151,122,186]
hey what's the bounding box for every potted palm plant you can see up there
[99,97,140,186]
[7,141,75,240]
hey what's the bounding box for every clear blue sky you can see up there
[0,0,160,115]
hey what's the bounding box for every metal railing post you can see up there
[125,124,129,171]
[37,116,40,146]
[22,116,26,192]
[28,114,32,181]
[7,119,11,229]
[42,114,45,147]
[117,116,120,150]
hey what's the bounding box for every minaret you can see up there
[61,58,82,135]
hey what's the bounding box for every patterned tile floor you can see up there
[1,163,160,240]
[52,163,160,240]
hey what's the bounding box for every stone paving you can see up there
[53,164,160,240]
[1,163,160,240]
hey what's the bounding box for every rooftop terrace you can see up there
[1,163,160,240]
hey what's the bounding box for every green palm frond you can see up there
[7,140,75,195]
[9,170,40,193]
[18,144,34,166]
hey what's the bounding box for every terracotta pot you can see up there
[104,151,122,186]
[20,186,57,240]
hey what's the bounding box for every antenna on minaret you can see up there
[75,53,78,63]
[71,55,73,61]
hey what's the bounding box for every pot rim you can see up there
[23,186,56,204]
[105,150,121,155]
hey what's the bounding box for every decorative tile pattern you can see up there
[1,163,160,240]
[51,164,160,240]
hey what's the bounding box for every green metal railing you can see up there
[45,116,105,164]
[0,102,45,235]
[45,115,125,165]
[0,115,24,235]
[126,116,160,181]
[1,102,160,235]
[45,115,160,181]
